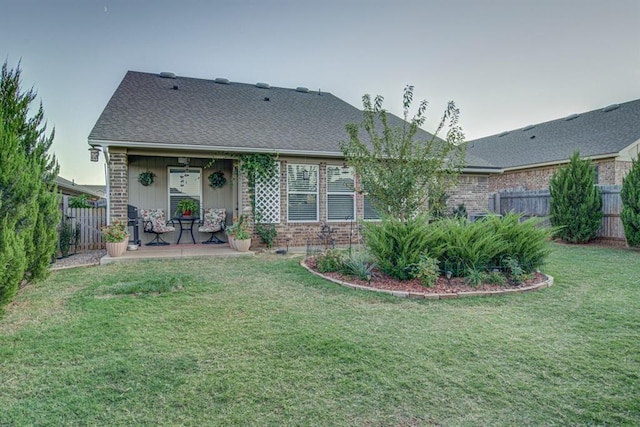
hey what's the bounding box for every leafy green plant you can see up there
[176,198,199,216]
[101,221,129,243]
[69,194,91,208]
[503,256,530,284]
[549,151,602,243]
[58,216,73,258]
[413,254,440,287]
[485,270,508,286]
[363,215,430,280]
[620,157,640,247]
[138,170,156,186]
[255,223,277,248]
[341,250,376,280]
[207,171,227,189]
[484,213,552,273]
[464,267,487,287]
[316,249,343,273]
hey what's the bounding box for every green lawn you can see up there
[1,244,638,426]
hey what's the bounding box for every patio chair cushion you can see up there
[198,208,226,233]
[139,209,175,233]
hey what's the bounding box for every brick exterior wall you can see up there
[243,161,491,247]
[447,175,490,216]
[108,149,128,223]
[489,159,632,192]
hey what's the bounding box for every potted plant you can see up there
[176,199,199,217]
[102,221,129,257]
[138,170,156,186]
[225,223,237,250]
[233,215,251,252]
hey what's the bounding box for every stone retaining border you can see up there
[301,259,554,299]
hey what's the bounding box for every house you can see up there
[88,71,497,246]
[55,176,106,205]
[467,99,640,193]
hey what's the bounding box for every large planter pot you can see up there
[227,235,236,250]
[234,238,251,253]
[106,239,128,257]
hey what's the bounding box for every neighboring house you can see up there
[88,71,496,246]
[467,99,640,192]
[55,176,106,203]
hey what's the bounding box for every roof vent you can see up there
[522,125,536,131]
[172,85,179,90]
[214,78,230,84]
[159,71,176,79]
[256,82,270,89]
[296,87,309,93]
[264,97,270,102]
[498,131,510,137]
[602,104,620,112]
[564,113,580,121]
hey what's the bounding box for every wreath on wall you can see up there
[138,170,156,186]
[208,171,227,189]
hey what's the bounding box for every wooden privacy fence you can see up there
[488,185,624,241]
[60,196,107,251]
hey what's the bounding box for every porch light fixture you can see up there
[89,146,100,162]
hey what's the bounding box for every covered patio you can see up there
[100,243,253,265]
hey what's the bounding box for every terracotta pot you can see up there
[106,239,128,257]
[228,235,236,250]
[234,238,251,252]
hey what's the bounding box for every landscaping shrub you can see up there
[424,217,505,275]
[620,157,640,247]
[363,215,430,280]
[341,250,375,280]
[413,254,440,287]
[315,250,343,273]
[484,213,553,272]
[549,151,602,243]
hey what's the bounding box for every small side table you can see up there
[173,216,199,244]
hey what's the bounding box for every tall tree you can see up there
[620,157,640,247]
[340,86,465,221]
[549,151,602,243]
[0,61,59,308]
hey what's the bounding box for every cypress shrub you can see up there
[549,151,602,243]
[620,158,640,247]
[363,215,430,280]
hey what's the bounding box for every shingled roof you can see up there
[88,71,495,170]
[467,99,640,169]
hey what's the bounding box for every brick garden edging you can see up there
[301,258,554,299]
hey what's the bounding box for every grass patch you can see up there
[0,246,639,425]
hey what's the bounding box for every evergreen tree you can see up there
[620,158,640,247]
[0,61,59,309]
[549,151,602,243]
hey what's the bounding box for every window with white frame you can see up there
[168,166,202,217]
[287,164,318,222]
[327,165,355,221]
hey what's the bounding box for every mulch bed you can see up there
[304,257,546,294]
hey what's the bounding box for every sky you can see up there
[2,0,639,185]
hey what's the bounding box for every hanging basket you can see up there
[208,171,227,189]
[138,171,156,186]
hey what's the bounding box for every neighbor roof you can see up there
[55,176,105,199]
[468,99,640,169]
[89,71,495,170]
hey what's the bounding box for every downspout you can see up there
[103,148,110,224]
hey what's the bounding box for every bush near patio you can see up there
[362,213,552,283]
[620,157,640,247]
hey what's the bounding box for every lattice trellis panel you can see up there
[254,163,280,223]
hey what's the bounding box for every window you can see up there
[168,167,202,217]
[287,164,318,222]
[327,165,355,221]
[363,194,382,220]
